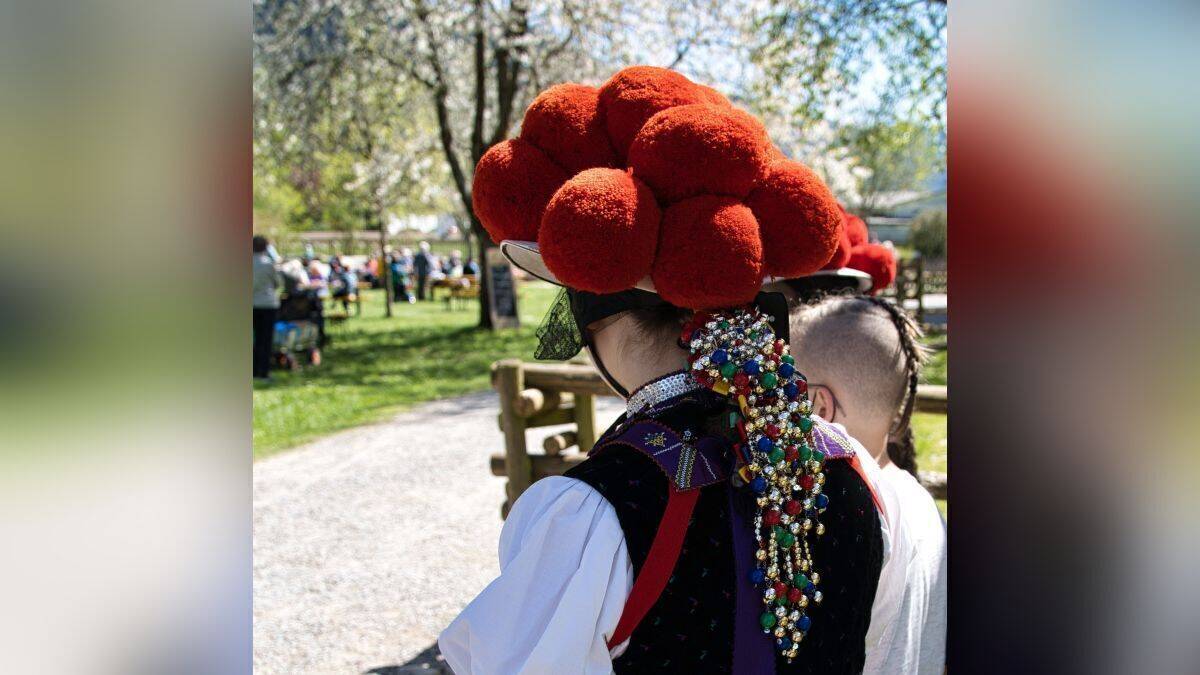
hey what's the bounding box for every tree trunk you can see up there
[379,226,393,318]
[473,218,495,330]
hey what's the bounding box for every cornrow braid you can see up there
[856,295,927,477]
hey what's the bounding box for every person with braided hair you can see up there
[789,295,946,674]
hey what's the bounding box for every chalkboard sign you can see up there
[485,247,520,329]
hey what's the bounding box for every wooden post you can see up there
[495,359,532,502]
[914,255,926,324]
[574,393,597,452]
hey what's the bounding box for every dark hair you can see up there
[857,295,925,476]
[252,235,269,253]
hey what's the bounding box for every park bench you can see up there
[490,359,947,518]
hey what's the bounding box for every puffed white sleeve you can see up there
[438,476,634,675]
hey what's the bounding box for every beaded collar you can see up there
[625,371,702,417]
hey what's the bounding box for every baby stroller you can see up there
[273,291,326,370]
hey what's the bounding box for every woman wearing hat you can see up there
[439,66,890,674]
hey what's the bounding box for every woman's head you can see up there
[582,302,691,398]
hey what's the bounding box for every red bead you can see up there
[800,475,814,490]
[784,446,798,462]
[733,372,750,388]
[764,424,780,439]
[784,500,801,515]
[774,339,785,355]
[763,509,781,526]
[788,587,803,603]
[796,379,808,394]
[774,581,788,597]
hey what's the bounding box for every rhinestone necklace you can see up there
[625,371,703,417]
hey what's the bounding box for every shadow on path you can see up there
[365,643,451,674]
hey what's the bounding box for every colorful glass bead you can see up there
[778,531,796,547]
[799,417,813,432]
[815,493,829,509]
[798,615,811,632]
[763,509,781,526]
[768,447,784,464]
[743,360,760,375]
[757,436,774,452]
[781,354,794,365]
[784,382,799,399]
[778,362,795,378]
[760,612,777,629]
[720,362,737,379]
[751,476,767,494]
[761,372,778,388]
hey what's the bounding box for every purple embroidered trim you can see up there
[592,420,728,491]
[812,420,856,460]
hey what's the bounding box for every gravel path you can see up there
[254,391,625,674]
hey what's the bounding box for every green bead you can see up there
[719,320,730,329]
[794,573,809,588]
[776,593,789,606]
[781,354,795,365]
[778,531,795,547]
[761,372,778,388]
[812,449,825,463]
[799,444,812,462]
[799,417,814,432]
[773,525,786,540]
[760,612,777,629]
[720,362,737,379]
[768,447,784,463]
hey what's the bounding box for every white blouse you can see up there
[439,423,932,674]
[438,476,634,674]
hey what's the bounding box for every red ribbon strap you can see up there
[606,486,700,650]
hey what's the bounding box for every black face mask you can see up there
[534,288,671,397]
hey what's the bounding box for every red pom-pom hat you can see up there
[474,65,850,310]
[847,243,897,294]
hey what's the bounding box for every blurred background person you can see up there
[390,248,415,304]
[413,241,435,301]
[252,235,281,381]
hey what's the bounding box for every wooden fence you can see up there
[491,360,947,517]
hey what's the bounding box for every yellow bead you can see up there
[811,572,820,584]
[816,523,825,535]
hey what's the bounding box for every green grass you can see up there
[254,281,949,501]
[253,282,559,458]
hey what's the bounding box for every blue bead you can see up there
[779,638,793,650]
[778,362,795,378]
[815,494,829,509]
[784,382,799,398]
[751,476,768,494]
[750,568,766,584]
[756,436,774,452]
[804,583,815,596]
[743,360,760,375]
[798,615,811,631]
[711,349,728,365]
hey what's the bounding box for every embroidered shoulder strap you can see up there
[813,419,885,514]
[591,419,729,490]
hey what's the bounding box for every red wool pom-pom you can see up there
[539,168,662,294]
[472,138,568,244]
[821,228,853,270]
[597,66,711,160]
[652,195,764,309]
[848,243,897,294]
[746,160,842,278]
[520,83,617,175]
[629,104,771,203]
[841,205,869,247]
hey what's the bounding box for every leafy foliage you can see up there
[749,0,947,130]
[910,207,947,259]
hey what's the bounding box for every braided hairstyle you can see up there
[856,295,928,476]
[790,290,928,476]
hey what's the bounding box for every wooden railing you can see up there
[491,360,947,516]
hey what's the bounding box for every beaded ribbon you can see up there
[681,306,829,662]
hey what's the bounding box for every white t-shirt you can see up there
[863,463,947,674]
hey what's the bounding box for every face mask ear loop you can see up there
[584,332,630,399]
